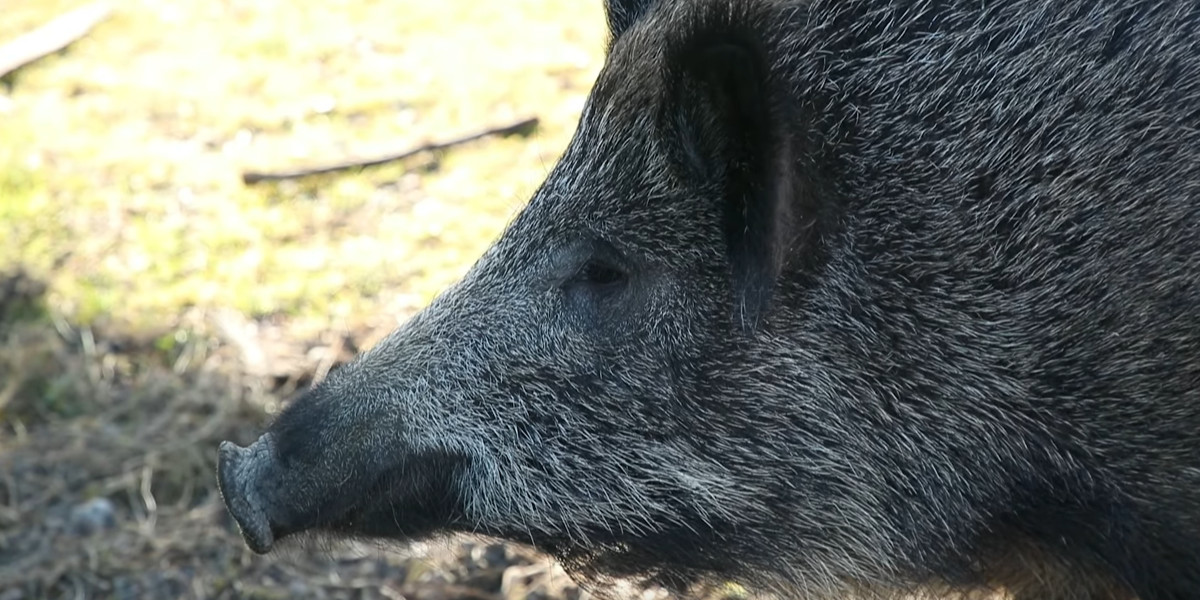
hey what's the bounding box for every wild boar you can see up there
[218,0,1200,598]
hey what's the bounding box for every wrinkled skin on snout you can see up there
[220,0,1200,597]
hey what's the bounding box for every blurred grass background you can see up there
[0,1,646,598]
[1,0,603,334]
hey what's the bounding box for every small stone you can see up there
[69,497,117,536]
[288,580,309,596]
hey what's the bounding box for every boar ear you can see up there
[605,0,655,40]
[662,29,807,332]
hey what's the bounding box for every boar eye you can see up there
[559,239,631,304]
[564,258,629,296]
[576,260,628,288]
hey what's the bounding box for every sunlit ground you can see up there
[1,0,605,336]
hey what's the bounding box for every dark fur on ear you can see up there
[658,7,809,331]
[604,0,656,41]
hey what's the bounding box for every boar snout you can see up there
[215,357,476,553]
[217,437,278,554]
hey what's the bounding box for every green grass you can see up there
[0,0,607,335]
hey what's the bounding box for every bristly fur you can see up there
[218,1,1200,599]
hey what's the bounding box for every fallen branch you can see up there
[241,116,540,184]
[0,3,113,78]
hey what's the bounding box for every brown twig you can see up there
[0,3,113,78]
[241,116,540,184]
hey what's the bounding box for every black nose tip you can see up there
[217,440,276,554]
